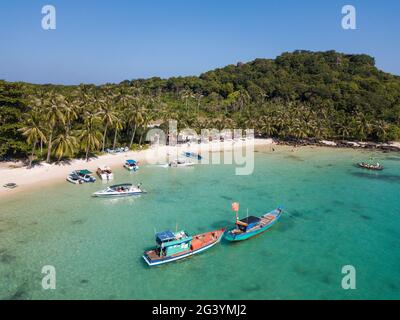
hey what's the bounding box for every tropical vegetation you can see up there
[1,50,400,162]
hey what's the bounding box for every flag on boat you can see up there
[231,202,239,212]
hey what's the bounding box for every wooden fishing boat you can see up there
[357,162,384,171]
[224,207,283,242]
[143,228,225,266]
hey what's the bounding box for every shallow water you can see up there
[1,147,399,299]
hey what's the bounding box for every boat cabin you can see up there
[236,216,261,232]
[155,230,193,257]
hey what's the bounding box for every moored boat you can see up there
[92,183,146,197]
[96,166,114,180]
[143,228,224,266]
[167,159,194,167]
[3,183,17,189]
[182,151,202,160]
[67,169,96,184]
[225,205,283,242]
[124,159,139,171]
[357,162,384,171]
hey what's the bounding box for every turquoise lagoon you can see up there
[0,146,400,299]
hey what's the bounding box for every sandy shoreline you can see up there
[0,138,273,198]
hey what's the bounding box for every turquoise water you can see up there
[1,146,400,300]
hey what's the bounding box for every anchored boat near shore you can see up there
[225,204,283,242]
[143,228,225,266]
[66,169,96,184]
[96,166,114,180]
[357,162,384,171]
[124,159,139,172]
[92,183,146,197]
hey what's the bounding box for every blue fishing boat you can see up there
[124,159,139,171]
[182,151,202,160]
[143,228,224,266]
[224,207,283,241]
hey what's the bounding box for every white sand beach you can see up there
[0,138,273,198]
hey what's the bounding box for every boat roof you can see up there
[126,159,137,164]
[78,169,92,174]
[238,216,261,225]
[110,183,132,188]
[155,230,176,242]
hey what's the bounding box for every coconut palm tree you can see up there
[52,131,78,161]
[112,115,124,150]
[44,93,67,163]
[127,103,146,148]
[374,120,390,142]
[100,105,118,152]
[19,113,47,168]
[79,111,102,161]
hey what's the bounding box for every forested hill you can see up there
[1,50,400,161]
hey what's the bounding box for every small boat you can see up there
[182,151,203,160]
[124,159,139,171]
[96,166,114,180]
[357,162,384,171]
[92,183,146,197]
[167,159,194,167]
[66,173,84,184]
[106,146,129,154]
[66,170,96,184]
[143,228,225,266]
[224,207,283,242]
[3,183,17,189]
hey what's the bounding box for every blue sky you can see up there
[0,0,399,84]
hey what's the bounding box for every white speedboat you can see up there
[92,183,146,197]
[124,159,139,172]
[167,159,194,168]
[96,166,114,180]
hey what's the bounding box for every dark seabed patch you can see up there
[210,220,231,229]
[0,249,17,264]
[360,214,372,221]
[71,219,85,225]
[220,195,233,201]
[80,279,89,284]
[385,157,400,162]
[294,265,313,276]
[7,283,29,300]
[275,219,295,232]
[332,200,345,206]
[351,172,400,184]
[285,155,305,162]
[319,274,334,285]
[242,284,261,293]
